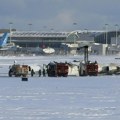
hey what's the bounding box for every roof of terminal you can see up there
[12,31,69,37]
[10,30,103,39]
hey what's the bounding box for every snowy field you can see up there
[0,55,120,119]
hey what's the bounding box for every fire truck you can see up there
[47,62,69,77]
[77,46,98,76]
[86,61,98,76]
[9,64,30,77]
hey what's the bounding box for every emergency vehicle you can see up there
[77,46,98,76]
[9,64,30,77]
[47,62,69,77]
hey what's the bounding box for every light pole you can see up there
[28,23,32,31]
[73,22,77,26]
[73,22,77,44]
[50,28,54,32]
[103,27,105,41]
[84,29,88,33]
[105,24,108,44]
[115,24,118,45]
[9,22,13,44]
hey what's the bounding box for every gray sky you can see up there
[0,0,120,31]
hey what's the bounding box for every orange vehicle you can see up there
[9,64,30,77]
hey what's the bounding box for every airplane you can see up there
[42,47,55,54]
[26,46,55,55]
[61,43,79,48]
[0,32,21,51]
[0,32,9,47]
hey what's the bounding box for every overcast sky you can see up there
[0,0,120,31]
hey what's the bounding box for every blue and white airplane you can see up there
[0,32,9,47]
[0,32,21,51]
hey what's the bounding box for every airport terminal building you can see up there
[1,30,120,55]
[10,30,96,49]
[11,31,69,48]
[1,29,119,48]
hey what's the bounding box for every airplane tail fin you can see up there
[0,32,9,47]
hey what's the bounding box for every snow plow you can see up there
[47,62,69,77]
[9,64,30,77]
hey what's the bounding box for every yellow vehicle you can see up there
[9,64,30,77]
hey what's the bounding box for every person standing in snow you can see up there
[31,69,35,77]
[38,69,41,77]
[43,68,46,77]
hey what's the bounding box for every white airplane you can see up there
[61,43,79,48]
[43,47,55,54]
[0,42,21,51]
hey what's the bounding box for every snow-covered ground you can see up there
[0,55,120,120]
